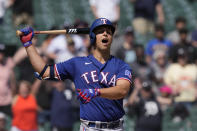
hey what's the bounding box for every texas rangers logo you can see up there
[81,71,116,86]
[101,18,107,24]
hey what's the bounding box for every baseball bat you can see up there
[16,28,90,36]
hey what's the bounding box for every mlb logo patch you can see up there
[125,70,132,79]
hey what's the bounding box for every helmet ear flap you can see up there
[90,32,96,45]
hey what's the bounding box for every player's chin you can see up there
[101,43,111,49]
[102,42,109,46]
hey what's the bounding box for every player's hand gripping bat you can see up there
[16,28,90,36]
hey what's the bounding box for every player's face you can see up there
[94,26,113,50]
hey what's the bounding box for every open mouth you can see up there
[102,39,108,43]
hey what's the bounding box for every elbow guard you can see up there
[34,64,58,81]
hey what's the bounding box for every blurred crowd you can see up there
[0,0,197,131]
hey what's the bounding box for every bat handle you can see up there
[16,30,39,36]
[16,30,23,36]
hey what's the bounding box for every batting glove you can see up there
[19,27,34,47]
[77,88,101,104]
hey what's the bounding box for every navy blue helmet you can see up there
[89,18,115,45]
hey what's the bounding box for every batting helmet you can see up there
[89,18,115,45]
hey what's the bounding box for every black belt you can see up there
[88,120,123,129]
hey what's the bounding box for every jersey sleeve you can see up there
[54,58,75,80]
[116,62,132,84]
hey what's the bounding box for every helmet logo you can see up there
[101,18,107,24]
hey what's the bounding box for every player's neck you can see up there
[93,50,110,64]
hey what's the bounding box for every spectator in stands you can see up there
[130,0,165,35]
[40,26,59,56]
[46,22,84,63]
[130,45,154,81]
[191,28,197,45]
[115,26,137,64]
[0,0,14,24]
[110,30,124,57]
[30,55,52,129]
[46,34,77,63]
[13,37,39,82]
[164,49,197,109]
[127,78,163,131]
[145,24,172,64]
[0,112,7,131]
[191,26,197,54]
[157,85,173,111]
[89,0,120,26]
[11,80,38,131]
[50,81,76,131]
[171,103,190,123]
[150,50,168,87]
[12,0,33,26]
[31,76,78,131]
[34,80,52,129]
[0,44,15,117]
[167,16,190,45]
[169,28,197,64]
[71,19,89,56]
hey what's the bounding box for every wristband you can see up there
[23,41,32,47]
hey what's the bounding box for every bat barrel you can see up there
[66,28,90,34]
[16,28,90,36]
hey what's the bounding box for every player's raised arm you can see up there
[19,27,50,79]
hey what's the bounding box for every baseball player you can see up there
[19,18,132,131]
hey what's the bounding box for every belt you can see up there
[81,119,123,129]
